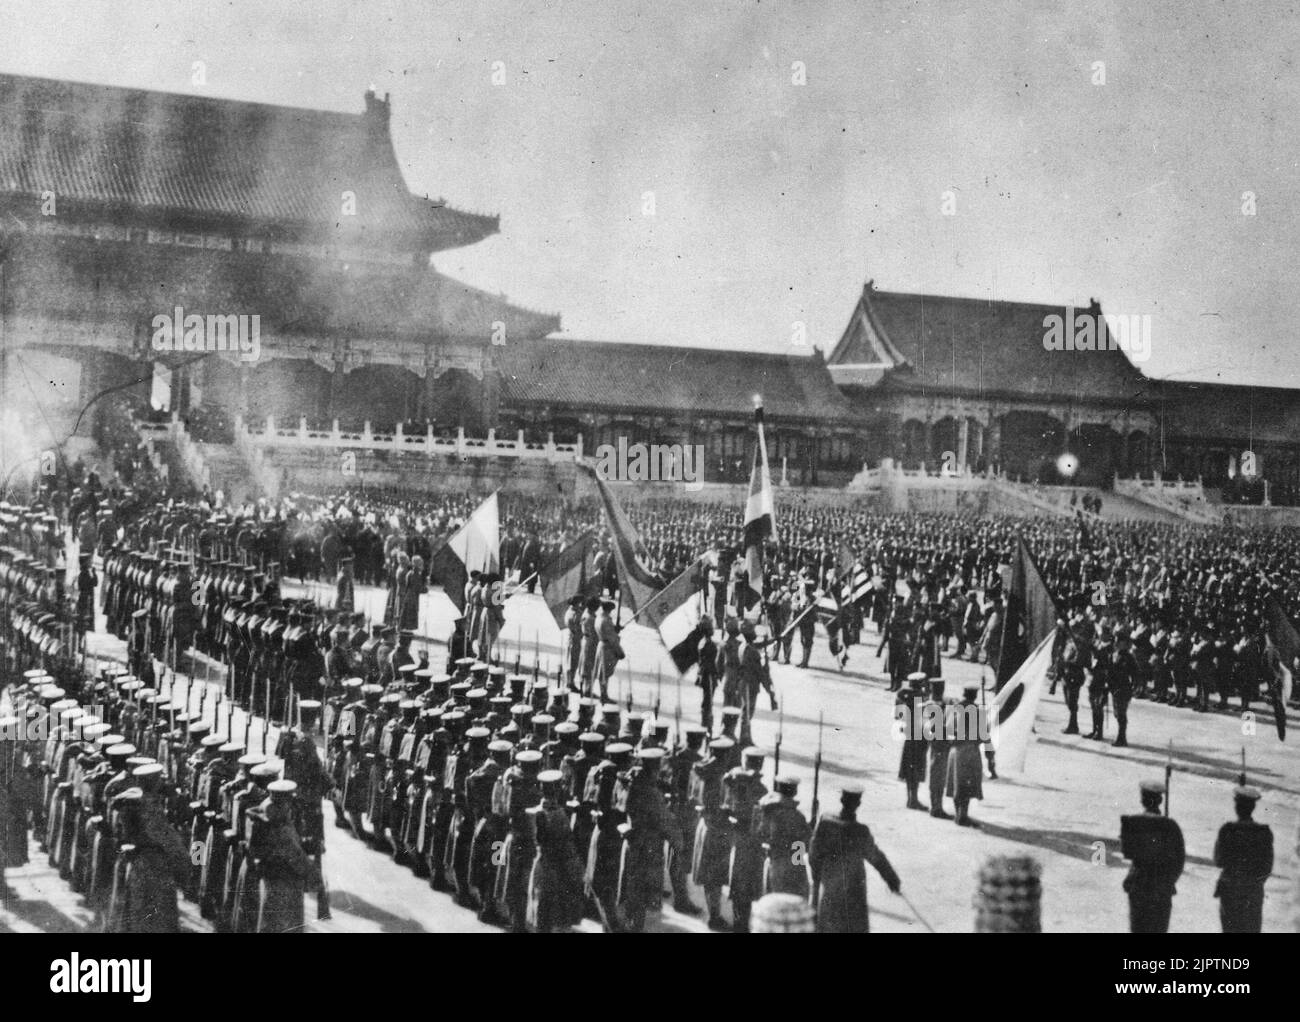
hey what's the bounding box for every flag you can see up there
[742,405,774,592]
[538,531,597,630]
[996,535,1063,689]
[582,463,663,616]
[989,634,1054,773]
[640,556,710,673]
[1264,596,1297,740]
[429,492,499,614]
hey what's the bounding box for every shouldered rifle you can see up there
[1164,740,1173,817]
[811,711,823,822]
[1239,746,1247,788]
[655,664,662,721]
[774,698,783,779]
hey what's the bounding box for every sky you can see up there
[1,0,1296,386]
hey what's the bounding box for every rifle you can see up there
[243,706,252,750]
[1239,746,1247,788]
[654,664,662,721]
[227,697,235,747]
[774,698,783,779]
[811,711,823,822]
[1170,738,1180,816]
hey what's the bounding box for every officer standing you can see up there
[758,775,811,898]
[1213,785,1273,933]
[809,784,901,933]
[896,675,927,811]
[1119,780,1185,933]
[924,679,951,820]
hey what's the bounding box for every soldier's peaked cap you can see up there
[1234,785,1261,801]
[466,726,491,740]
[709,737,735,751]
[579,732,606,747]
[907,671,928,683]
[606,742,634,757]
[721,706,742,718]
[841,783,865,798]
[488,739,514,754]
[1139,780,1165,796]
[636,747,665,761]
[200,734,226,748]
[239,753,268,768]
[539,768,564,785]
[268,779,297,797]
[131,762,164,779]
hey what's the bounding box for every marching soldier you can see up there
[944,683,989,828]
[495,748,544,931]
[758,775,811,898]
[690,735,734,931]
[723,746,768,932]
[525,768,585,932]
[615,745,669,932]
[663,725,705,915]
[467,738,513,919]
[277,699,331,919]
[809,784,901,933]
[924,678,952,820]
[1119,780,1185,933]
[1213,785,1273,933]
[896,675,927,811]
[584,740,634,933]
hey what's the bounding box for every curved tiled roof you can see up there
[831,283,1153,402]
[4,233,559,341]
[0,72,497,253]
[498,338,861,424]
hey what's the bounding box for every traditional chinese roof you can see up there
[0,72,497,254]
[498,338,861,424]
[1,233,559,342]
[829,281,1153,402]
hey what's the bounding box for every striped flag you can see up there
[743,404,775,593]
[538,531,597,630]
[583,463,663,616]
[640,556,711,673]
[429,491,500,614]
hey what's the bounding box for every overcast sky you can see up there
[2,0,1296,386]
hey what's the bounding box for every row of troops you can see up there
[321,653,901,933]
[0,664,328,933]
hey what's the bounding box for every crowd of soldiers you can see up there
[1,474,1294,933]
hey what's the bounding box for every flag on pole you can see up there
[996,535,1064,689]
[582,463,664,616]
[538,530,597,630]
[1264,596,1296,740]
[429,492,500,614]
[989,633,1055,773]
[743,403,774,593]
[640,556,711,673]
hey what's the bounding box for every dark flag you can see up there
[1263,596,1297,740]
[996,535,1064,696]
[640,556,711,673]
[581,463,664,616]
[742,403,775,593]
[538,531,596,630]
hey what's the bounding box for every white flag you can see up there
[989,633,1055,774]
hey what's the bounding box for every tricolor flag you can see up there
[538,531,597,630]
[743,404,775,592]
[1264,596,1297,740]
[429,491,500,615]
[989,633,1054,773]
[996,535,1063,689]
[640,556,711,673]
[583,463,663,617]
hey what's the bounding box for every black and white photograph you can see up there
[0,0,1294,979]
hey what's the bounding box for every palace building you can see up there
[0,72,1294,502]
